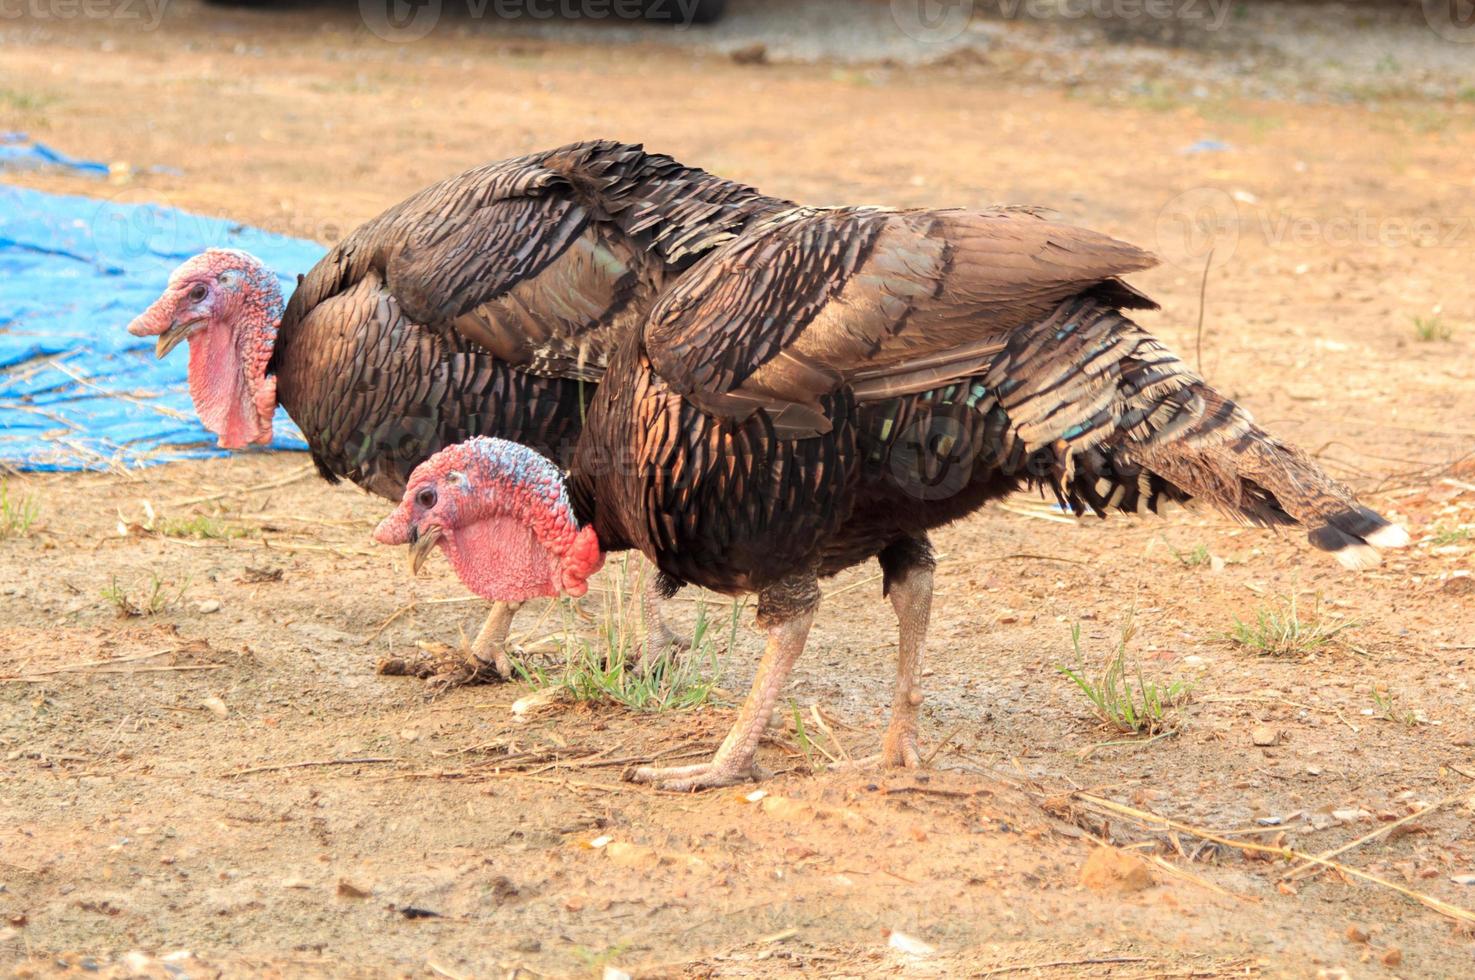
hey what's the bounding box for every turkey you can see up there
[374,204,1409,787]
[125,139,790,688]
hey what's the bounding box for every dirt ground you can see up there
[4,2,1475,977]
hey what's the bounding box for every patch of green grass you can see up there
[1458,86,1475,105]
[788,700,824,772]
[1371,686,1426,727]
[571,943,634,973]
[1058,614,1191,737]
[102,573,190,618]
[1172,544,1212,568]
[1413,315,1453,343]
[1226,593,1356,657]
[0,87,56,112]
[1432,526,1472,546]
[0,481,40,538]
[1123,81,1186,114]
[516,559,742,713]
[155,514,251,540]
[1195,101,1283,138]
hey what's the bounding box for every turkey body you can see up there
[564,204,1405,789]
[272,139,790,501]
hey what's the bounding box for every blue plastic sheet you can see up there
[0,132,110,177]
[0,183,328,470]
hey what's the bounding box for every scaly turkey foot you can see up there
[624,758,768,792]
[831,725,924,772]
[881,722,923,768]
[632,622,692,675]
[423,650,514,698]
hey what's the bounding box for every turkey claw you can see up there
[423,656,511,698]
[624,759,766,792]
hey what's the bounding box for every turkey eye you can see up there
[188,283,208,302]
[416,487,437,509]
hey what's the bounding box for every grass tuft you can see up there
[1371,687,1427,727]
[516,558,741,713]
[1058,613,1191,737]
[1226,593,1357,657]
[102,573,190,618]
[1171,544,1212,568]
[155,514,251,540]
[1413,314,1453,343]
[1,481,40,538]
[1431,526,1471,547]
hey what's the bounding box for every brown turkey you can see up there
[125,139,790,688]
[374,204,1409,787]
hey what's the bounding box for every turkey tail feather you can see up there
[986,298,1409,569]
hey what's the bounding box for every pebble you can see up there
[1451,874,1475,886]
[1251,725,1279,747]
[195,599,221,614]
[201,696,228,718]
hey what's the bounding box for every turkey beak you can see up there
[407,524,442,576]
[155,318,202,359]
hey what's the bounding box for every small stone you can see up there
[336,879,371,899]
[729,42,768,65]
[200,696,228,718]
[1345,925,1369,944]
[887,930,936,957]
[1251,725,1279,747]
[1451,874,1475,885]
[195,599,221,614]
[1381,947,1402,967]
[399,729,419,742]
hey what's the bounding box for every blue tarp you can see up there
[0,183,328,470]
[0,133,110,178]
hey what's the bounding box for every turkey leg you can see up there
[880,560,933,767]
[627,572,819,791]
[638,576,690,669]
[826,538,936,770]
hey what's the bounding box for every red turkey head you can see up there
[127,249,282,450]
[374,437,604,602]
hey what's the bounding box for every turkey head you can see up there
[127,249,282,449]
[375,437,604,602]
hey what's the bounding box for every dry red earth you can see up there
[3,4,1475,976]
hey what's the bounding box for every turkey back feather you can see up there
[269,139,791,500]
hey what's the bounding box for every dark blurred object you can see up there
[200,0,727,23]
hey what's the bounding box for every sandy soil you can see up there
[3,3,1475,976]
